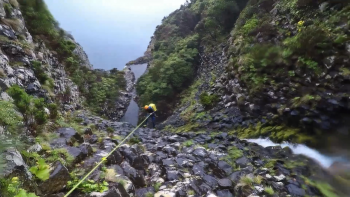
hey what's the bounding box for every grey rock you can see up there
[27,143,42,153]
[193,147,208,158]
[229,171,242,183]
[217,178,232,188]
[2,148,32,179]
[235,156,249,167]
[287,184,305,196]
[0,92,13,101]
[40,161,70,194]
[217,160,233,175]
[216,189,234,197]
[320,2,329,12]
[274,174,286,182]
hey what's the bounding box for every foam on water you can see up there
[246,138,346,168]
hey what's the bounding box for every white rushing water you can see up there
[245,138,346,168]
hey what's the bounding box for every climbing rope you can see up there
[64,113,154,197]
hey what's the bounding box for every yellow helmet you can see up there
[144,105,149,110]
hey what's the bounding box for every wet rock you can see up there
[272,181,284,190]
[217,160,233,175]
[155,151,168,162]
[216,189,234,197]
[193,147,208,158]
[66,146,84,163]
[57,128,83,143]
[229,171,242,183]
[141,152,155,164]
[120,161,146,187]
[40,161,70,194]
[235,156,249,167]
[115,175,135,194]
[163,145,178,155]
[203,174,218,188]
[2,148,32,179]
[287,184,305,196]
[50,138,69,149]
[166,168,180,181]
[96,184,130,197]
[135,187,154,197]
[175,157,192,168]
[192,162,206,176]
[217,178,232,189]
[162,158,175,167]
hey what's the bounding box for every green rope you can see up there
[64,113,153,197]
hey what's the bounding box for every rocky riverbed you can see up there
[18,111,342,197]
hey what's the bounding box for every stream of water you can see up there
[246,138,347,168]
[120,64,148,126]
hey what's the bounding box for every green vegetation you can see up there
[67,178,108,194]
[137,0,247,116]
[303,176,339,197]
[145,192,154,197]
[29,159,50,181]
[0,177,38,197]
[0,100,23,132]
[253,175,262,184]
[264,186,274,195]
[7,85,48,130]
[222,146,243,167]
[17,0,126,115]
[187,190,195,195]
[128,137,141,145]
[199,92,219,109]
[183,140,194,147]
[239,175,253,187]
[154,182,162,192]
[230,122,315,145]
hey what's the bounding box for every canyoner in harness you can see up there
[144,103,157,128]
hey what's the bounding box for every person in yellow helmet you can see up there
[144,104,156,128]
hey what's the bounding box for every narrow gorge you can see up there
[0,0,350,197]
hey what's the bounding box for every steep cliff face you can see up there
[0,0,81,108]
[140,0,350,149]
[0,1,131,195]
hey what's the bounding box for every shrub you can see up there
[106,127,114,134]
[31,61,50,84]
[199,92,219,108]
[0,100,23,132]
[47,103,58,119]
[7,85,48,127]
[241,15,259,35]
[7,85,31,114]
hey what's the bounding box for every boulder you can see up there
[40,161,70,194]
[235,156,249,167]
[2,148,32,179]
[217,178,232,189]
[120,161,146,187]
